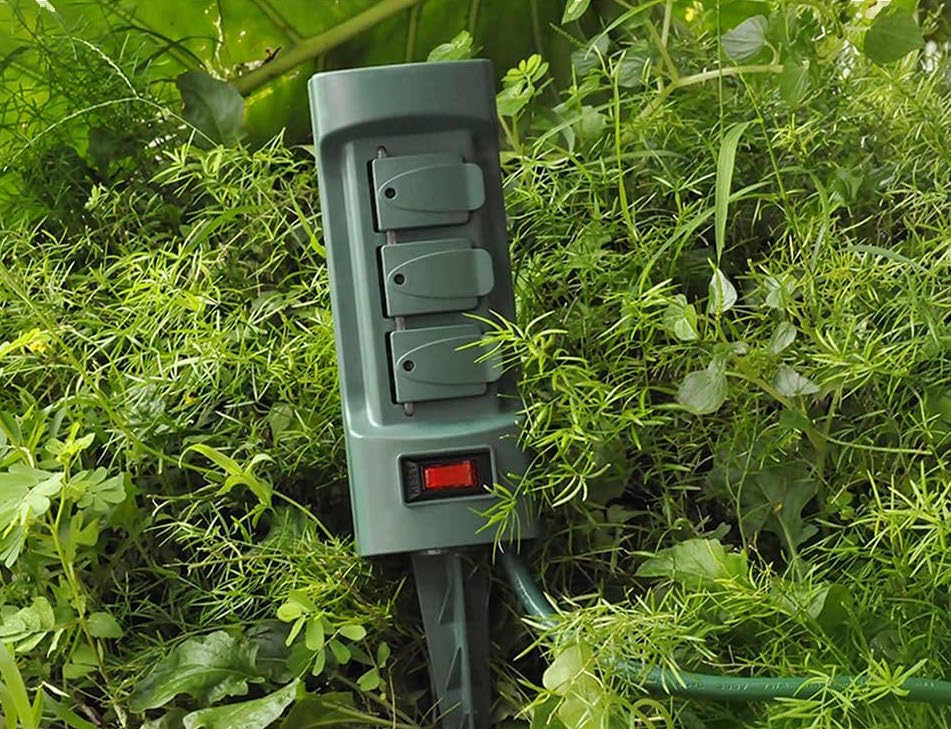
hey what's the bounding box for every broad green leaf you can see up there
[677,365,728,416]
[636,538,748,590]
[0,597,56,644]
[863,6,923,65]
[808,584,852,631]
[779,407,812,432]
[356,667,380,692]
[530,697,568,729]
[44,693,101,729]
[769,322,797,354]
[76,472,126,514]
[715,122,752,262]
[543,644,610,729]
[87,611,123,639]
[773,365,819,397]
[721,16,767,61]
[576,106,607,141]
[496,84,533,117]
[739,465,818,551]
[278,692,360,728]
[561,0,591,24]
[763,273,796,310]
[0,467,63,553]
[617,41,651,87]
[183,680,299,729]
[337,624,366,642]
[328,639,351,665]
[176,71,244,147]
[310,647,326,677]
[63,644,98,680]
[779,60,809,106]
[142,709,188,729]
[663,295,699,341]
[571,34,609,77]
[304,618,324,652]
[128,631,262,712]
[427,30,473,62]
[707,267,738,315]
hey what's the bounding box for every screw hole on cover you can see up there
[394,274,405,285]
[384,187,397,199]
[403,360,415,371]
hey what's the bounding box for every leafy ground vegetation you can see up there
[2,0,951,727]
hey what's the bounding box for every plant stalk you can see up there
[233,0,425,95]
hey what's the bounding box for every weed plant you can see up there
[2,2,951,728]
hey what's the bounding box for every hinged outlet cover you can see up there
[390,324,502,403]
[381,239,494,316]
[372,153,485,230]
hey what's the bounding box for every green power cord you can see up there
[499,552,951,705]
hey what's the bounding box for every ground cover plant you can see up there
[2,0,951,727]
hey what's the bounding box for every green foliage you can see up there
[129,632,262,712]
[3,1,951,728]
[864,6,925,64]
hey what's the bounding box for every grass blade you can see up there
[715,121,753,262]
[0,643,34,729]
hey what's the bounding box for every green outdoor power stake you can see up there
[307,60,536,729]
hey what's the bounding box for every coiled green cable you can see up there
[499,551,951,705]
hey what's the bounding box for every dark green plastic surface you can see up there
[308,60,536,556]
[412,551,491,729]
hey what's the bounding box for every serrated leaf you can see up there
[636,538,748,590]
[677,366,728,416]
[663,295,699,341]
[176,71,244,147]
[707,268,738,315]
[773,365,819,397]
[561,0,591,24]
[128,631,261,712]
[183,681,298,729]
[769,322,797,354]
[427,30,473,62]
[722,15,768,61]
[864,6,923,65]
[87,611,123,639]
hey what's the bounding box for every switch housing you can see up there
[308,61,536,555]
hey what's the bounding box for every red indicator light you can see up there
[423,460,479,490]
